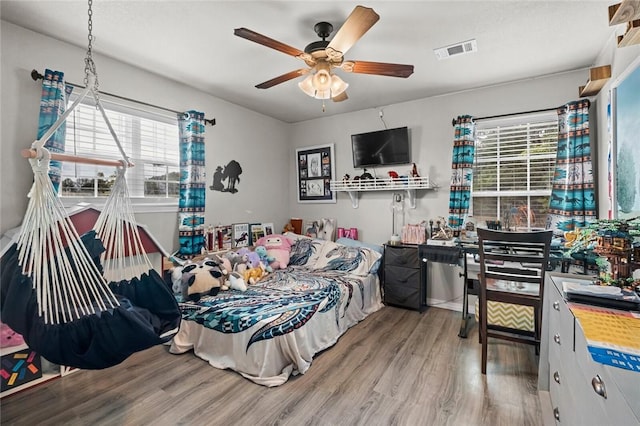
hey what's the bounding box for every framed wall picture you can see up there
[296,143,336,203]
[611,57,640,219]
[249,223,265,245]
[263,222,274,235]
[232,223,250,247]
[219,225,233,250]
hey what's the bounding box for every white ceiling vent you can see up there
[434,39,478,60]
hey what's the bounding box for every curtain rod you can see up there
[31,70,216,126]
[451,106,560,127]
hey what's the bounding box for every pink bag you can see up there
[402,223,426,244]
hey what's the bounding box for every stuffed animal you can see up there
[169,265,185,294]
[228,272,248,291]
[223,250,249,275]
[181,258,224,301]
[0,321,25,348]
[243,266,267,285]
[255,234,292,269]
[254,245,274,273]
[208,254,247,291]
[282,222,295,234]
[237,247,261,269]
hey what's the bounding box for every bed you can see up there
[169,236,384,386]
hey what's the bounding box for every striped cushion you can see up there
[474,299,534,332]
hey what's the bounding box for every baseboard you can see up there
[427,298,460,312]
[426,298,477,315]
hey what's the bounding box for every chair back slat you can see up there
[478,228,552,298]
[476,227,553,374]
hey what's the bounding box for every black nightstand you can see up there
[382,244,427,311]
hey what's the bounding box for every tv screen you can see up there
[351,126,410,168]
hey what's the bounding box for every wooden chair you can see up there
[477,228,552,374]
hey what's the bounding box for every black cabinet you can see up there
[383,244,427,311]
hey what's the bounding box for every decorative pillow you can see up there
[283,231,309,241]
[318,218,337,241]
[289,238,326,266]
[313,241,382,276]
[335,237,383,274]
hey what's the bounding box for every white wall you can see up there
[1,21,291,252]
[287,69,605,308]
[593,33,640,219]
[3,19,638,310]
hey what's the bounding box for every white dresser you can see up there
[538,272,640,425]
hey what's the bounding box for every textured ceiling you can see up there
[1,1,618,123]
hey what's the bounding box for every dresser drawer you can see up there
[384,282,420,309]
[384,246,419,268]
[548,374,575,424]
[573,324,640,425]
[384,265,420,288]
[547,287,575,366]
[548,347,582,425]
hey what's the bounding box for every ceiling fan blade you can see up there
[326,6,380,58]
[342,60,414,78]
[332,92,348,102]
[255,69,309,89]
[234,27,305,58]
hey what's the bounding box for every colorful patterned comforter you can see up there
[169,266,383,386]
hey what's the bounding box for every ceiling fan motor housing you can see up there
[305,21,334,55]
[304,40,330,54]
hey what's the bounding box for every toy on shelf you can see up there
[410,163,420,178]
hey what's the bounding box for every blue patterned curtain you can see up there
[547,100,597,234]
[37,69,74,192]
[448,115,476,232]
[178,110,206,258]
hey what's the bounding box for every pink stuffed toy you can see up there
[0,321,25,348]
[255,234,292,269]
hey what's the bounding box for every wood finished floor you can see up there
[0,307,542,426]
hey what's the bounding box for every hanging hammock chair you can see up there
[0,1,180,370]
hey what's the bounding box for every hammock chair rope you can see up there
[17,0,153,324]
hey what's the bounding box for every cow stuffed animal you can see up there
[181,258,224,301]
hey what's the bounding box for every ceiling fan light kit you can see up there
[234,5,413,107]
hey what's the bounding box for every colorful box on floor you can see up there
[1,349,42,392]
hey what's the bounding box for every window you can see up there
[61,95,180,200]
[472,112,558,230]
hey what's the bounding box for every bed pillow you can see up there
[335,237,384,274]
[313,241,382,276]
[283,231,308,241]
[288,238,327,267]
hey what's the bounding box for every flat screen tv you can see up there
[351,126,410,168]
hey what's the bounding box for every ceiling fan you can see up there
[234,5,414,103]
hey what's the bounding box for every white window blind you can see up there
[61,96,180,199]
[472,112,558,230]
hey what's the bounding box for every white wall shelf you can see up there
[330,176,436,208]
